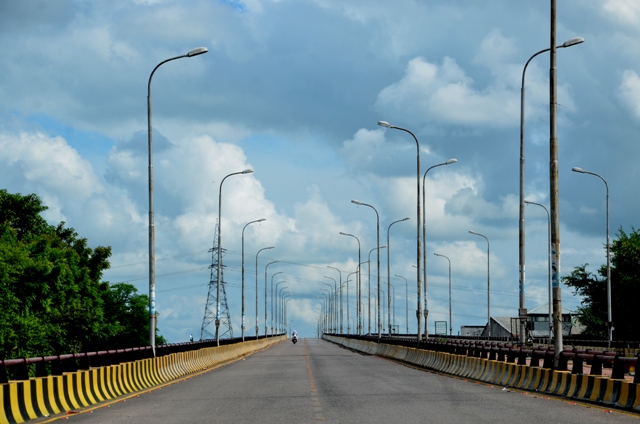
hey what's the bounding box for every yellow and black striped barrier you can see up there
[324,335,640,413]
[0,337,284,424]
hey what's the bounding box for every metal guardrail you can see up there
[330,334,639,383]
[0,334,283,383]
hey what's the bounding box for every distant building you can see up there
[470,303,582,339]
[460,326,485,337]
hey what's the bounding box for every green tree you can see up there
[563,227,640,340]
[0,190,165,359]
[101,282,166,349]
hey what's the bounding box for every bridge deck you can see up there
[45,338,638,423]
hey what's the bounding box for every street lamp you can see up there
[377,121,423,342]
[147,46,208,353]
[387,217,410,335]
[324,276,337,333]
[216,169,254,345]
[519,37,584,346]
[524,200,551,339]
[276,282,288,334]
[469,230,490,337]
[340,229,362,335]
[255,246,274,337]
[433,253,452,336]
[422,159,456,338]
[270,271,284,336]
[242,218,266,341]
[327,266,343,333]
[321,282,334,332]
[265,260,280,336]
[395,274,409,334]
[367,245,386,335]
[350,200,379,339]
[345,272,357,334]
[572,166,612,345]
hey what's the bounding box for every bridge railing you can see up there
[326,333,638,383]
[0,334,283,382]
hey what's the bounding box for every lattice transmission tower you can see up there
[200,222,234,340]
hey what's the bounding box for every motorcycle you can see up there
[292,335,298,344]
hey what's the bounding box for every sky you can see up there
[1,0,639,343]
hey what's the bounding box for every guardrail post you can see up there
[0,362,7,383]
[572,355,583,374]
[517,349,527,365]
[590,355,603,375]
[611,357,625,380]
[35,358,48,377]
[557,352,569,371]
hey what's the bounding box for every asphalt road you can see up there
[44,338,639,423]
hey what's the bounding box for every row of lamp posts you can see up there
[150,30,607,353]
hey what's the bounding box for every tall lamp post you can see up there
[147,46,208,353]
[519,37,584,345]
[242,218,266,341]
[395,274,409,334]
[572,167,612,345]
[321,282,334,332]
[368,246,386,334]
[324,276,338,333]
[279,289,290,333]
[422,159,457,338]
[264,260,280,336]
[345,272,357,334]
[469,230,490,337]
[524,200,552,339]
[340,230,362,335]
[276,282,288,334]
[387,217,410,335]
[270,271,284,335]
[433,253,452,336]
[350,200,379,339]
[377,121,423,342]
[216,169,254,345]
[327,266,342,333]
[255,246,274,337]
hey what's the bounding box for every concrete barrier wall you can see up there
[323,335,640,413]
[0,337,284,424]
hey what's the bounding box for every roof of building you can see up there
[528,302,575,315]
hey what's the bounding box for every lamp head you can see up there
[402,217,411,222]
[351,200,362,205]
[242,169,254,174]
[339,232,349,236]
[445,158,458,165]
[469,230,478,235]
[257,218,266,223]
[377,121,393,128]
[572,167,585,173]
[561,37,584,48]
[187,47,208,57]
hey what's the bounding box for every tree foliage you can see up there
[562,227,640,341]
[0,190,164,359]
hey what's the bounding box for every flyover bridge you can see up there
[2,337,638,423]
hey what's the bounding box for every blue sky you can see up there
[2,0,639,342]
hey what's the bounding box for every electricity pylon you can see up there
[200,222,233,340]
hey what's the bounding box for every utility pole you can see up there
[550,0,563,366]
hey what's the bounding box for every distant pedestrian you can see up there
[190,334,193,342]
